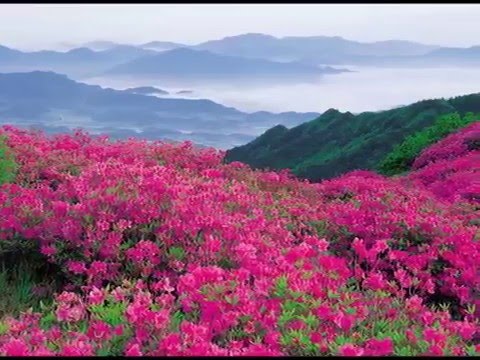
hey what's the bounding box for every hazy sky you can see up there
[1,4,479,50]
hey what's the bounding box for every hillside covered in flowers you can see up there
[0,121,478,356]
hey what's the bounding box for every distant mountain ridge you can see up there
[123,86,169,95]
[193,33,441,62]
[82,40,122,51]
[104,47,347,79]
[0,42,348,81]
[192,33,480,67]
[1,33,478,82]
[0,44,156,78]
[0,71,320,149]
[139,41,186,51]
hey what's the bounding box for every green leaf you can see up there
[170,310,185,332]
[168,246,186,261]
[0,322,9,335]
[273,275,288,298]
[40,311,57,330]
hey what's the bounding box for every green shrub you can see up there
[378,112,478,176]
[0,258,57,319]
[0,135,17,185]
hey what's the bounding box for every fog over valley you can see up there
[0,4,479,149]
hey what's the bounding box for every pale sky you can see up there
[1,4,479,50]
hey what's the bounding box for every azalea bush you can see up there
[378,112,478,176]
[412,121,480,170]
[0,124,478,356]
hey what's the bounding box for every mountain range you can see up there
[192,34,480,67]
[104,47,345,79]
[1,33,478,83]
[123,86,169,95]
[0,71,320,149]
[0,45,156,78]
[193,33,480,67]
[194,33,438,61]
[80,40,186,52]
[0,43,347,81]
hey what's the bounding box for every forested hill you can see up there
[224,93,480,181]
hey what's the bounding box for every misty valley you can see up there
[1,33,480,149]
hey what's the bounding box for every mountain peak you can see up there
[0,70,69,80]
[66,47,96,55]
[322,108,342,116]
[230,33,277,39]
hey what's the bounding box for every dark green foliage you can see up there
[378,112,478,175]
[0,135,16,185]
[0,256,58,319]
[224,93,480,181]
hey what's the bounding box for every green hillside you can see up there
[224,93,480,181]
[378,112,478,176]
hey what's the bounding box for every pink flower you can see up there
[264,331,281,349]
[423,328,447,345]
[86,320,111,341]
[60,341,94,356]
[114,325,124,337]
[394,268,412,288]
[67,260,87,274]
[406,295,423,312]
[40,244,57,256]
[56,303,86,323]
[423,278,435,294]
[352,238,368,259]
[363,272,387,291]
[334,312,355,332]
[428,344,444,356]
[314,305,332,320]
[88,261,108,277]
[111,287,127,302]
[338,344,364,356]
[364,338,394,356]
[32,346,54,356]
[406,329,417,344]
[152,309,170,331]
[457,321,477,340]
[125,343,143,356]
[87,286,105,305]
[158,333,182,355]
[1,339,29,356]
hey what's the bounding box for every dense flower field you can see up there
[0,123,478,356]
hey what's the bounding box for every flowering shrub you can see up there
[413,121,480,170]
[408,121,480,211]
[378,113,478,176]
[0,125,478,356]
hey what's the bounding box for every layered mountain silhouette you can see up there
[139,41,186,51]
[123,86,169,95]
[193,33,480,67]
[193,33,440,62]
[0,45,156,78]
[1,33,478,83]
[0,71,320,149]
[104,47,346,79]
